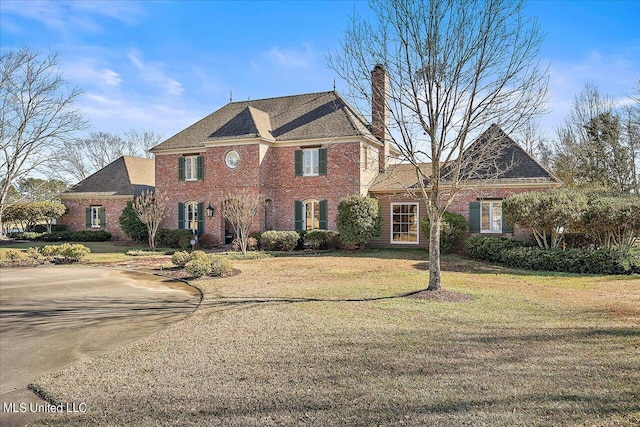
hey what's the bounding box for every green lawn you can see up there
[27,251,639,426]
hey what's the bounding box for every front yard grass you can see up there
[27,252,640,426]
[0,241,173,263]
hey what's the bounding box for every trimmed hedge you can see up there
[260,230,299,251]
[464,235,640,275]
[500,247,640,275]
[463,236,530,263]
[33,230,111,242]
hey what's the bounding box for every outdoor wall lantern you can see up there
[206,203,215,217]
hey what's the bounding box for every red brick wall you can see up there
[59,197,130,240]
[370,185,554,247]
[155,141,364,243]
[272,142,362,231]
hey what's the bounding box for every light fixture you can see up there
[206,203,215,217]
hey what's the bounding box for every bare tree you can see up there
[132,189,168,251]
[222,188,261,255]
[516,119,552,168]
[330,0,548,290]
[0,47,85,235]
[54,129,161,182]
[122,129,162,158]
[552,84,637,193]
[620,78,640,194]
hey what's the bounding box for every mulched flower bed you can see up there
[406,288,475,302]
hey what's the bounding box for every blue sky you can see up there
[1,0,638,142]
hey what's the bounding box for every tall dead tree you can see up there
[330,0,548,290]
[0,47,85,234]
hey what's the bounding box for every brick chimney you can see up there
[371,64,390,172]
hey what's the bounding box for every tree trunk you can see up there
[427,213,442,291]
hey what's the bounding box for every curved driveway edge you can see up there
[0,267,200,427]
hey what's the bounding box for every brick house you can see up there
[368,124,561,247]
[149,65,558,247]
[58,156,155,240]
[60,65,559,247]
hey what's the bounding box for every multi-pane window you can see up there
[303,149,319,176]
[185,202,199,232]
[305,200,320,230]
[90,206,102,228]
[391,203,419,244]
[481,201,502,233]
[184,156,198,181]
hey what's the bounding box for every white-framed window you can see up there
[184,156,198,181]
[481,201,502,233]
[185,201,199,232]
[90,206,102,228]
[303,148,319,176]
[304,199,320,230]
[391,203,419,244]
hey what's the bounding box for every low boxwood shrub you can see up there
[185,259,211,278]
[171,250,190,267]
[188,250,209,263]
[209,255,233,276]
[501,247,640,275]
[260,230,300,251]
[464,236,529,263]
[3,249,28,261]
[41,243,91,262]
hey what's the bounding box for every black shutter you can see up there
[86,208,92,228]
[99,207,106,227]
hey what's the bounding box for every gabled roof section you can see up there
[445,124,559,181]
[370,125,559,192]
[207,106,274,142]
[151,91,380,151]
[62,156,155,197]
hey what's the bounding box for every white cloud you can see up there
[541,44,640,136]
[63,60,122,87]
[0,0,143,35]
[252,44,316,72]
[78,92,200,137]
[128,51,184,96]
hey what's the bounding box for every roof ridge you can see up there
[227,90,335,106]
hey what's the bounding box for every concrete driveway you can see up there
[0,267,200,427]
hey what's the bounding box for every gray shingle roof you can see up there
[151,91,378,151]
[370,125,559,192]
[62,156,155,197]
